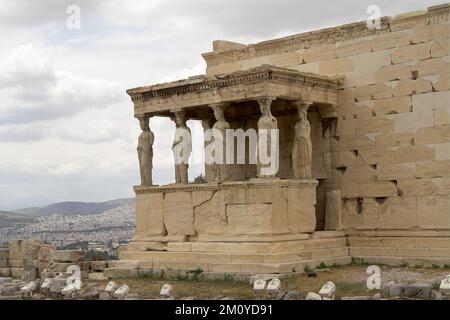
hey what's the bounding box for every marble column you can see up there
[137,114,154,186]
[256,96,278,178]
[171,110,191,184]
[210,102,230,182]
[291,101,313,179]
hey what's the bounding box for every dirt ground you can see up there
[87,264,450,300]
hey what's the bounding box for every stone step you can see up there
[348,236,450,248]
[160,238,348,254]
[104,255,352,277]
[119,246,349,264]
[352,255,450,268]
[350,246,450,258]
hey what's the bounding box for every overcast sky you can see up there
[0,0,443,210]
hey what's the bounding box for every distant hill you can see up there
[0,211,35,227]
[13,198,135,217]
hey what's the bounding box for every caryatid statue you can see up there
[292,102,312,179]
[256,97,279,178]
[137,115,154,186]
[172,110,192,184]
[210,103,230,182]
[201,119,215,183]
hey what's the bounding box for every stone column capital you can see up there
[256,96,276,106]
[291,100,313,111]
[170,109,188,126]
[209,102,229,120]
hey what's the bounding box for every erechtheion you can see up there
[112,4,450,276]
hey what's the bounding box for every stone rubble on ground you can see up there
[266,278,282,297]
[160,283,173,297]
[319,281,336,300]
[113,285,129,300]
[305,292,322,300]
[440,275,450,296]
[20,282,37,297]
[105,281,118,294]
[253,279,266,297]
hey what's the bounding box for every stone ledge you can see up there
[134,178,318,194]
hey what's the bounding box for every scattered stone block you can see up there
[49,278,67,294]
[105,281,118,294]
[31,294,46,300]
[0,277,12,285]
[371,293,382,300]
[0,294,23,300]
[20,282,36,296]
[403,283,432,299]
[0,249,9,260]
[432,290,443,300]
[440,275,450,296]
[89,272,107,281]
[319,281,336,299]
[305,292,322,300]
[253,279,266,296]
[41,278,52,291]
[266,278,282,297]
[99,292,112,300]
[382,281,403,297]
[283,290,302,300]
[61,283,76,296]
[0,268,11,277]
[113,285,129,300]
[160,283,173,297]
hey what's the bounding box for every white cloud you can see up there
[0,44,125,125]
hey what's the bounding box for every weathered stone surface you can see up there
[325,190,342,231]
[164,192,195,236]
[373,64,412,82]
[49,278,68,294]
[319,58,354,75]
[54,250,85,263]
[0,249,9,260]
[0,268,11,278]
[372,30,411,51]
[391,42,432,64]
[90,261,108,271]
[9,240,42,261]
[382,281,403,297]
[135,192,165,238]
[89,272,107,281]
[305,292,322,300]
[403,283,432,299]
[413,23,450,43]
[417,195,450,229]
[416,160,450,178]
[301,44,336,63]
[282,290,302,300]
[104,268,138,279]
[393,79,433,97]
[414,58,449,77]
[355,83,392,102]
[336,38,372,57]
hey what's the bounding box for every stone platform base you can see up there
[348,230,450,267]
[104,231,351,278]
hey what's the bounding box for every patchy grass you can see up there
[86,264,450,300]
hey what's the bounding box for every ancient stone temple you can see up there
[113,4,450,276]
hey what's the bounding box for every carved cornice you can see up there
[127,65,338,104]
